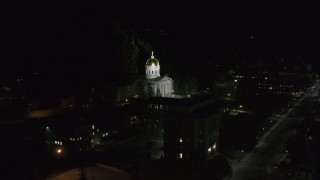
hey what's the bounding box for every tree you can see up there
[205,155,233,180]
[112,24,139,75]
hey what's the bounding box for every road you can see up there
[232,82,320,180]
[49,166,131,180]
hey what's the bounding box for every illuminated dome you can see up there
[145,51,160,79]
[146,57,159,66]
[145,51,160,66]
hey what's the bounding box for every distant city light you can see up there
[208,147,212,152]
[239,105,243,108]
[92,125,95,130]
[234,79,238,83]
[179,138,183,143]
[179,153,183,159]
[46,126,49,130]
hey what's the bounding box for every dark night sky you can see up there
[1,0,320,77]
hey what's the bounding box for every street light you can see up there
[57,148,62,154]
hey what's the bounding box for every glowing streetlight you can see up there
[239,105,243,108]
[57,148,62,154]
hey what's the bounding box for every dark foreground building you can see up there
[142,96,228,164]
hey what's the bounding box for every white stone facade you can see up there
[145,52,173,97]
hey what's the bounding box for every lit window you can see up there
[213,143,216,149]
[179,138,183,143]
[92,125,95,130]
[70,137,72,141]
[208,147,212,152]
[93,132,95,136]
[179,153,183,159]
[60,142,62,145]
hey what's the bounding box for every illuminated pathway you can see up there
[232,82,320,180]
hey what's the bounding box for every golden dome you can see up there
[145,51,159,66]
[146,57,159,66]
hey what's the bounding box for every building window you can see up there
[179,153,183,159]
[179,138,183,143]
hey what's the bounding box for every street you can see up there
[232,82,320,179]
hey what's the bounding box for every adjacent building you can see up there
[134,96,228,164]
